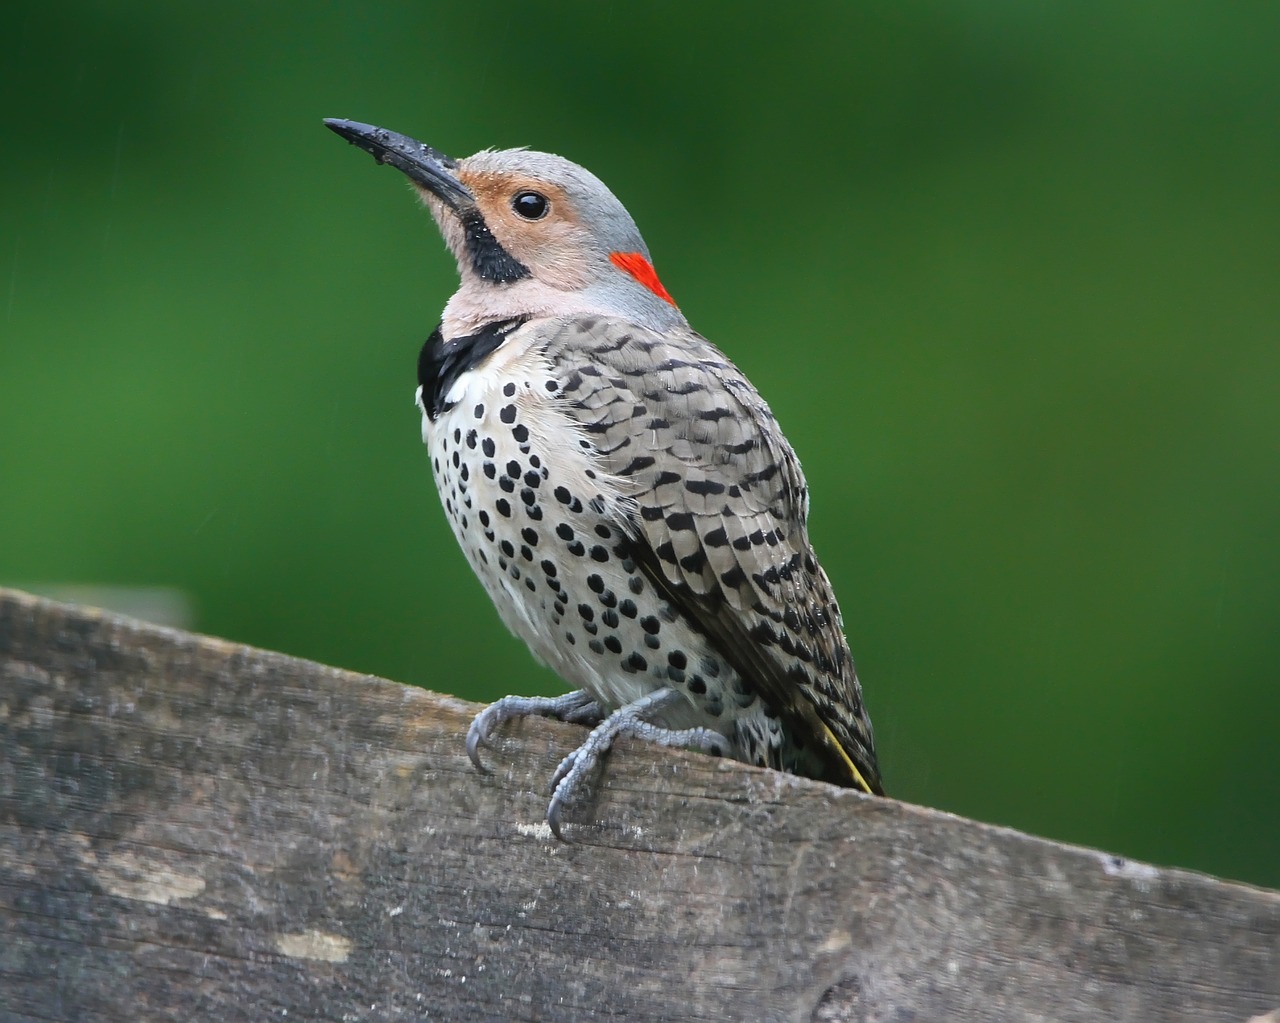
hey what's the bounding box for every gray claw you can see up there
[540,688,733,838]
[466,690,604,773]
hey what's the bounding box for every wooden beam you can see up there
[1,588,1277,1022]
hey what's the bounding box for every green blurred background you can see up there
[2,3,1277,887]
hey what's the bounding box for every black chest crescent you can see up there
[418,318,527,420]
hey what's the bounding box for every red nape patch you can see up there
[609,251,677,306]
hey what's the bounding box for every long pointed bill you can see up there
[324,118,473,211]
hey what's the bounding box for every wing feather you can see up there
[544,315,882,793]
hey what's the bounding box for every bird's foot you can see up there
[546,689,731,840]
[466,689,605,772]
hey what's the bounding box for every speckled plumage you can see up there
[424,313,881,793]
[326,118,883,833]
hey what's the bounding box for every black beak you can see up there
[324,118,474,211]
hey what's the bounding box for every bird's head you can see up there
[325,119,687,336]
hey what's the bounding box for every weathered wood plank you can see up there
[0,587,1277,1022]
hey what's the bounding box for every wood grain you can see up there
[1,588,1276,1022]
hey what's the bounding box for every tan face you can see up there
[416,170,595,291]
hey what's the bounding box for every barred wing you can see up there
[544,315,882,793]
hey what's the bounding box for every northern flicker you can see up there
[325,118,884,836]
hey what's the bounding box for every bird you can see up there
[325,118,883,837]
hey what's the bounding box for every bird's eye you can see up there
[512,191,549,220]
